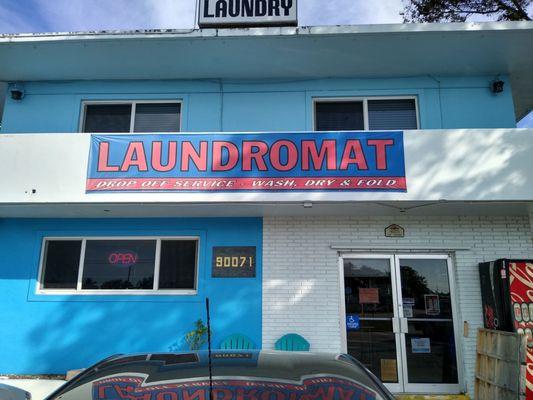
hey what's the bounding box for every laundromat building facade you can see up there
[0,22,532,397]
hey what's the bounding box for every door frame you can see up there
[338,253,464,394]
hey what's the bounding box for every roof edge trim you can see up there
[1,21,532,44]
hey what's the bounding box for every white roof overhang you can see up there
[0,22,531,120]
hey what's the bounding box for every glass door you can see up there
[342,254,461,394]
[396,255,460,393]
[342,256,403,392]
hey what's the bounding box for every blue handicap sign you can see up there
[346,314,360,331]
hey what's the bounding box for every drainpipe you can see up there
[0,81,7,132]
[529,204,533,245]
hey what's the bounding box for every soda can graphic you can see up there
[523,303,531,322]
[515,303,523,322]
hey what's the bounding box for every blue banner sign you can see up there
[87,131,406,192]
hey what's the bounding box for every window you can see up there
[315,101,364,131]
[82,240,156,290]
[81,101,181,133]
[39,237,198,294]
[42,240,82,289]
[314,98,418,131]
[367,99,418,130]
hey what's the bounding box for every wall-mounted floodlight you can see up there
[491,79,504,94]
[9,83,25,101]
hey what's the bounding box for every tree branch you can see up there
[404,0,532,22]
[497,0,532,20]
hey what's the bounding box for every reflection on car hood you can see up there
[46,351,393,400]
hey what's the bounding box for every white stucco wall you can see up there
[1,129,533,204]
[262,215,533,395]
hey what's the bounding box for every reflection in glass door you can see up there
[397,256,459,392]
[343,256,402,392]
[342,254,461,394]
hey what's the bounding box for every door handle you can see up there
[392,318,400,334]
[400,318,409,333]
[393,318,409,333]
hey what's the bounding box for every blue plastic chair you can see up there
[274,333,310,351]
[219,334,256,350]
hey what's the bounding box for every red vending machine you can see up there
[479,259,533,335]
[479,259,533,399]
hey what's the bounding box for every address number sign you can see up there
[212,246,256,278]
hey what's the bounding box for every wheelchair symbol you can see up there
[346,315,360,330]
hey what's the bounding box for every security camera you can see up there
[9,84,25,100]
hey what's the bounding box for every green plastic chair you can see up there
[219,334,256,350]
[275,334,310,351]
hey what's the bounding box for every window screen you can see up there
[83,104,132,133]
[42,240,82,289]
[81,240,156,290]
[82,102,181,133]
[134,103,181,132]
[368,99,417,130]
[315,101,364,131]
[159,240,197,289]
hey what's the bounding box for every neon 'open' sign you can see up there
[108,251,138,266]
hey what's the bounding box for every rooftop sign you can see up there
[198,0,297,28]
[86,132,406,193]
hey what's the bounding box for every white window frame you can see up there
[312,96,420,131]
[36,236,199,295]
[79,100,183,133]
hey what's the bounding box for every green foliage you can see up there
[185,319,209,350]
[402,0,531,22]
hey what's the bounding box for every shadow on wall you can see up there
[223,128,533,203]
[407,129,532,200]
[22,286,257,374]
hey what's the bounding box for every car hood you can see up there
[45,351,393,400]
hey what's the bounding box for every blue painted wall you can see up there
[0,75,517,133]
[0,218,262,374]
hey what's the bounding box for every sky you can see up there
[518,112,533,128]
[0,0,407,33]
[0,0,531,125]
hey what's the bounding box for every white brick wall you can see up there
[262,215,533,395]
